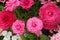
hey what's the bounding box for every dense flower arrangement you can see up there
[0,0,60,40]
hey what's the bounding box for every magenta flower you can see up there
[26,17,43,36]
[39,3,60,30]
[0,10,16,30]
[12,20,25,35]
[20,0,34,10]
[5,0,20,11]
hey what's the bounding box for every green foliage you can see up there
[57,2,60,7]
[20,32,37,40]
[20,35,28,40]
[26,32,37,40]
[14,0,41,22]
[0,5,4,11]
[40,34,50,40]
[0,36,4,40]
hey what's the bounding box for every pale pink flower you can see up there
[39,3,60,30]
[20,0,34,10]
[26,17,43,36]
[51,32,60,40]
[12,20,25,35]
[39,0,60,4]
[0,0,6,3]
[56,0,60,2]
[5,0,20,11]
[39,0,50,4]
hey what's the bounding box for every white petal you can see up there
[3,36,10,40]
[16,34,22,40]
[12,35,18,40]
[1,30,7,36]
[7,31,12,36]
[12,34,22,40]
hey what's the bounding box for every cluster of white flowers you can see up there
[0,30,22,40]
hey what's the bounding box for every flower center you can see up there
[16,25,21,30]
[2,16,9,22]
[32,22,37,27]
[48,12,53,16]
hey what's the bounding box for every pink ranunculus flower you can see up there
[39,3,60,30]
[0,10,16,30]
[20,0,34,10]
[5,0,20,11]
[51,32,60,40]
[12,20,25,35]
[26,17,43,36]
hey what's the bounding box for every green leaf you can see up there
[20,35,28,40]
[40,34,49,40]
[0,6,4,11]
[0,36,4,40]
[26,32,37,40]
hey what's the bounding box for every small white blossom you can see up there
[17,34,22,40]
[12,35,22,40]
[0,30,22,40]
[12,35,18,40]
[1,30,7,36]
[7,31,12,37]
[3,36,10,40]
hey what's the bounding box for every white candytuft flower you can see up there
[1,30,7,36]
[7,31,12,37]
[3,36,10,40]
[12,34,22,40]
[0,30,22,40]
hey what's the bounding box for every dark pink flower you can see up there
[39,3,60,30]
[0,10,16,30]
[20,0,34,10]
